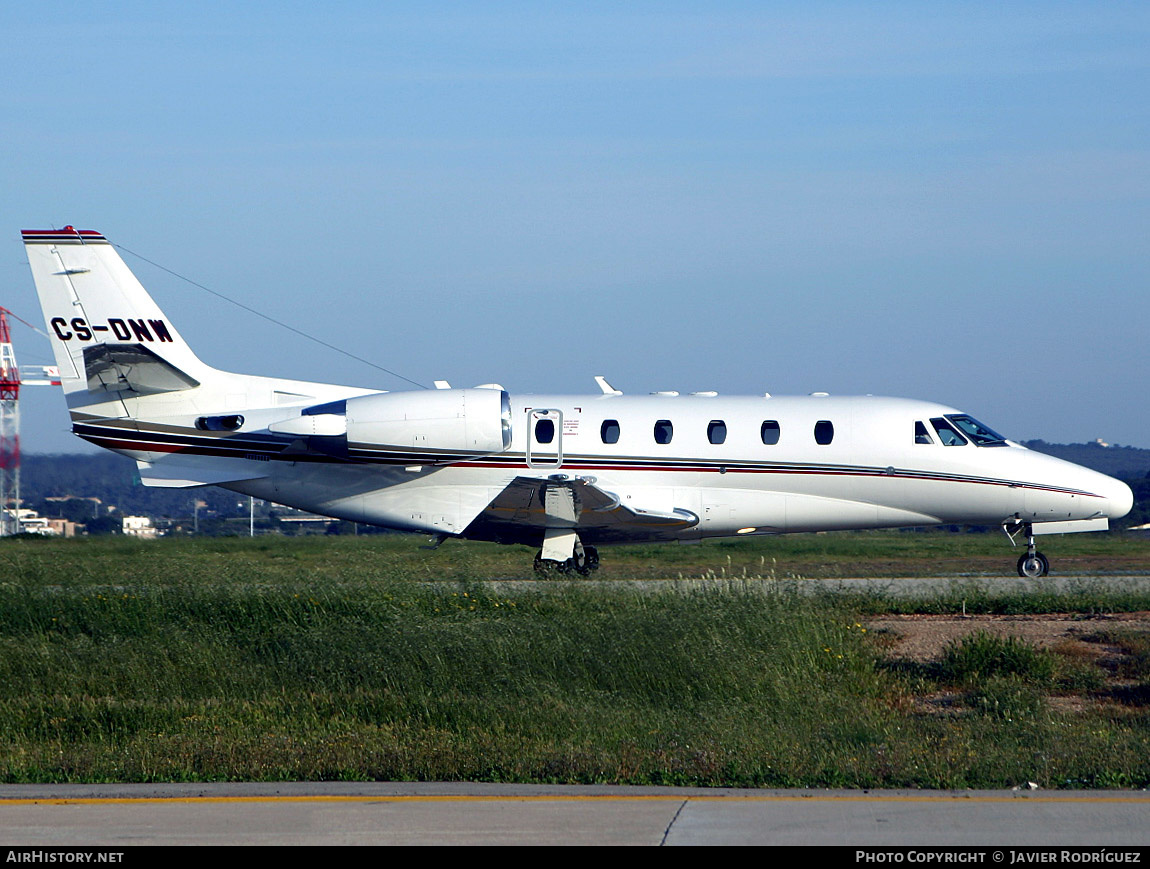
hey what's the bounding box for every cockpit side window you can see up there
[914,421,933,444]
[930,417,967,446]
[946,414,1008,446]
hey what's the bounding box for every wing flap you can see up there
[465,476,698,545]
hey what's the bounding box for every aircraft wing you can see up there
[464,475,699,546]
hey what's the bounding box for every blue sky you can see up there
[2,2,1148,452]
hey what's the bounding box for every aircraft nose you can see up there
[1099,474,1134,521]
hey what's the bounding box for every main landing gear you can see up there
[534,544,600,577]
[1003,519,1050,578]
[533,482,601,577]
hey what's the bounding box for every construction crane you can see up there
[0,307,60,536]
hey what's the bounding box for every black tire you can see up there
[571,547,596,577]
[534,552,564,577]
[1016,552,1050,578]
[584,546,600,571]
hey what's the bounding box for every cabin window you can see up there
[914,421,934,444]
[930,417,967,446]
[707,420,727,445]
[601,419,620,444]
[195,414,244,432]
[814,420,834,445]
[761,420,780,445]
[654,419,673,444]
[535,418,555,444]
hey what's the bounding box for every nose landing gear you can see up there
[1003,518,1050,578]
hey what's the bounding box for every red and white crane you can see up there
[0,307,61,536]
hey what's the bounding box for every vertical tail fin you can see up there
[22,228,212,399]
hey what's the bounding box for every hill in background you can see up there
[19,453,259,533]
[1022,440,1150,480]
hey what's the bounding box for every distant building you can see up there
[45,517,80,537]
[0,507,79,536]
[122,516,159,538]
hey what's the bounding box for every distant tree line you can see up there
[1022,440,1150,480]
[20,453,267,534]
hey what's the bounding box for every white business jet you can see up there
[22,227,1133,577]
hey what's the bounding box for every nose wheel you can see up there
[1004,519,1050,577]
[1017,551,1050,578]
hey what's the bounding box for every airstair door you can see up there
[527,408,563,469]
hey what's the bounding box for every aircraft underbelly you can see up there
[852,474,1016,525]
[212,454,1087,539]
[694,488,937,535]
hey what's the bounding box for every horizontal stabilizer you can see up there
[85,343,200,395]
[137,459,269,489]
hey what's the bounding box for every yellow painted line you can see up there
[2,793,1149,807]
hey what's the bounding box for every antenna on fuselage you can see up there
[595,376,623,396]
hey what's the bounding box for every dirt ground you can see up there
[866,612,1150,663]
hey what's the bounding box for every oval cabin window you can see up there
[814,420,834,445]
[535,418,555,444]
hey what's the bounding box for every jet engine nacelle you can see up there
[345,387,512,457]
[272,387,512,461]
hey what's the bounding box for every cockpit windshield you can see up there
[945,414,1008,447]
[930,418,967,446]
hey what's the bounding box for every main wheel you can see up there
[572,552,591,576]
[1017,551,1050,578]
[583,546,600,572]
[570,545,601,577]
[534,553,568,577]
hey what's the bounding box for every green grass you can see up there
[1,534,1149,788]
[937,632,1058,685]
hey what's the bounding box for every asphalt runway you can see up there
[3,783,1150,846]
[486,575,1150,595]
